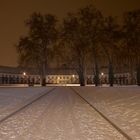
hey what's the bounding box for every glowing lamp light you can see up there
[23,72,26,76]
[101,72,104,76]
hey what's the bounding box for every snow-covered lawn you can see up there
[0,87,126,140]
[0,87,53,120]
[73,86,140,140]
[0,86,139,140]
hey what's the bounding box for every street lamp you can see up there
[23,72,26,76]
[101,72,104,85]
[101,72,104,76]
[23,72,27,86]
[71,75,75,84]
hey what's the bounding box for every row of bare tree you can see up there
[16,5,140,86]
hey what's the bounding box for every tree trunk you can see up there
[136,64,140,86]
[94,63,100,86]
[129,62,135,85]
[78,65,87,86]
[108,62,114,87]
[79,72,86,86]
[79,76,85,86]
[41,63,46,86]
[41,77,46,86]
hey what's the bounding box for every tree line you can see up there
[16,5,140,86]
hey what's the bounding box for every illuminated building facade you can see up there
[0,65,137,85]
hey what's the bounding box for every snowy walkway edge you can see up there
[70,87,133,140]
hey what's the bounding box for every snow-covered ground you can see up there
[73,86,140,140]
[0,87,53,121]
[0,86,139,140]
[0,87,126,140]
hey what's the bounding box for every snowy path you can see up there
[73,86,140,140]
[0,87,126,140]
[0,87,53,121]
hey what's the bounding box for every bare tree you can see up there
[123,9,140,85]
[61,12,90,86]
[101,16,121,86]
[16,12,58,86]
[78,5,103,86]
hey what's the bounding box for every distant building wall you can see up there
[0,66,137,85]
[0,73,40,85]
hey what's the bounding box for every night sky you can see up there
[0,0,139,67]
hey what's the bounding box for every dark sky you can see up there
[0,0,139,67]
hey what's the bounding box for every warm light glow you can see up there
[23,72,26,76]
[72,75,75,78]
[101,72,104,76]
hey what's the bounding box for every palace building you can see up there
[0,65,137,85]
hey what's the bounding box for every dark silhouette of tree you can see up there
[78,5,103,86]
[16,13,58,86]
[61,12,90,86]
[16,6,140,87]
[123,9,140,85]
[101,16,121,86]
[61,5,105,86]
